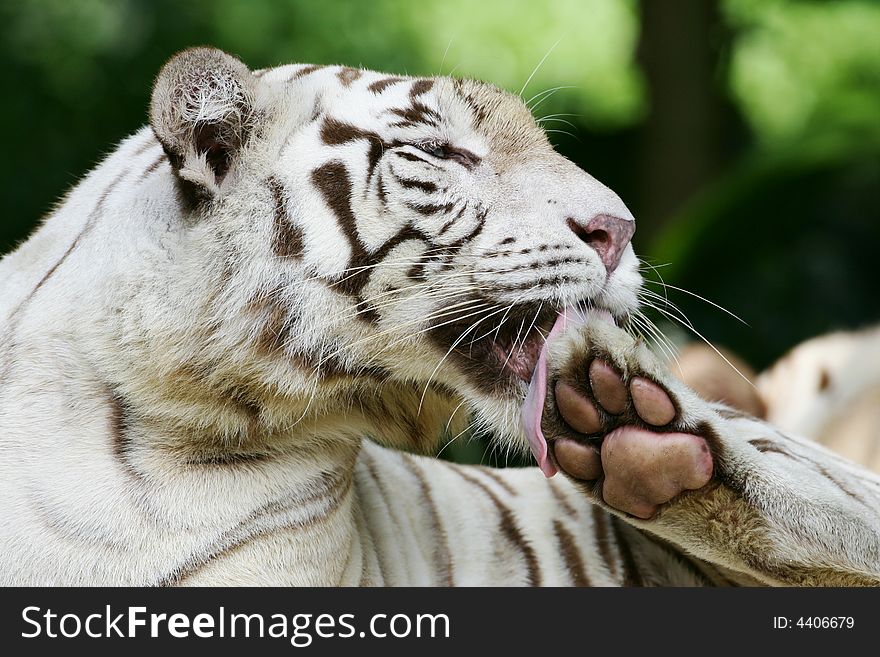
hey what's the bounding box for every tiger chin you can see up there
[1,47,879,586]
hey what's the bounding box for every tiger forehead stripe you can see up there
[410,79,434,98]
[320,117,382,147]
[287,64,325,82]
[389,101,441,129]
[451,78,488,127]
[337,67,362,86]
[367,76,405,93]
[319,117,389,180]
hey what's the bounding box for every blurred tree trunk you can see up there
[636,0,744,241]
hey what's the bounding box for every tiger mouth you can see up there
[487,325,552,382]
[429,303,618,390]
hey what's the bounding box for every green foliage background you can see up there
[1,0,878,464]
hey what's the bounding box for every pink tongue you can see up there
[521,307,611,477]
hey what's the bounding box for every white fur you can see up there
[2,49,878,586]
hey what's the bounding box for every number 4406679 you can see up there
[774,617,855,629]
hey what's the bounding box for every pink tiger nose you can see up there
[566,214,636,273]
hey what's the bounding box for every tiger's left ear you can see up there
[150,47,258,200]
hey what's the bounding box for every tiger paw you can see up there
[522,309,716,519]
[550,362,713,518]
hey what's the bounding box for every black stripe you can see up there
[410,79,434,98]
[746,436,865,509]
[376,170,387,207]
[320,118,378,147]
[337,67,362,86]
[749,438,788,455]
[717,406,760,421]
[436,203,467,237]
[496,275,575,292]
[475,467,519,497]
[183,452,273,467]
[320,118,392,183]
[395,150,440,167]
[548,479,579,519]
[109,391,136,473]
[443,206,486,249]
[360,449,407,544]
[250,287,293,357]
[452,79,489,127]
[393,174,437,193]
[484,257,587,274]
[132,135,158,157]
[161,474,354,586]
[553,519,591,586]
[141,153,166,178]
[368,77,404,93]
[311,162,368,296]
[390,103,440,128]
[28,492,127,549]
[610,515,643,586]
[402,454,455,586]
[591,505,618,578]
[267,177,303,258]
[448,464,542,586]
[365,140,385,182]
[373,225,431,259]
[405,201,455,216]
[312,160,433,315]
[288,64,324,81]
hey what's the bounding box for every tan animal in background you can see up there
[676,327,880,473]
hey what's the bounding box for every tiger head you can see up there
[144,48,639,458]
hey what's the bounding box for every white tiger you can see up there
[1,47,879,586]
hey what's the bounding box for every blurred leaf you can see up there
[725,0,880,145]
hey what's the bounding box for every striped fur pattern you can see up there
[1,48,879,585]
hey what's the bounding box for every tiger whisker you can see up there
[643,280,749,327]
[535,117,579,130]
[542,128,579,141]
[417,304,513,415]
[317,299,493,365]
[494,284,542,372]
[645,301,756,389]
[443,397,470,434]
[331,283,492,323]
[438,34,456,76]
[436,416,479,459]
[525,85,576,112]
[369,302,503,361]
[519,38,563,97]
[467,300,517,347]
[630,310,680,372]
[536,112,582,121]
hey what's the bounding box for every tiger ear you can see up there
[150,47,258,200]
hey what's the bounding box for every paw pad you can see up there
[549,358,713,519]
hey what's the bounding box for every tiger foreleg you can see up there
[540,321,880,586]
